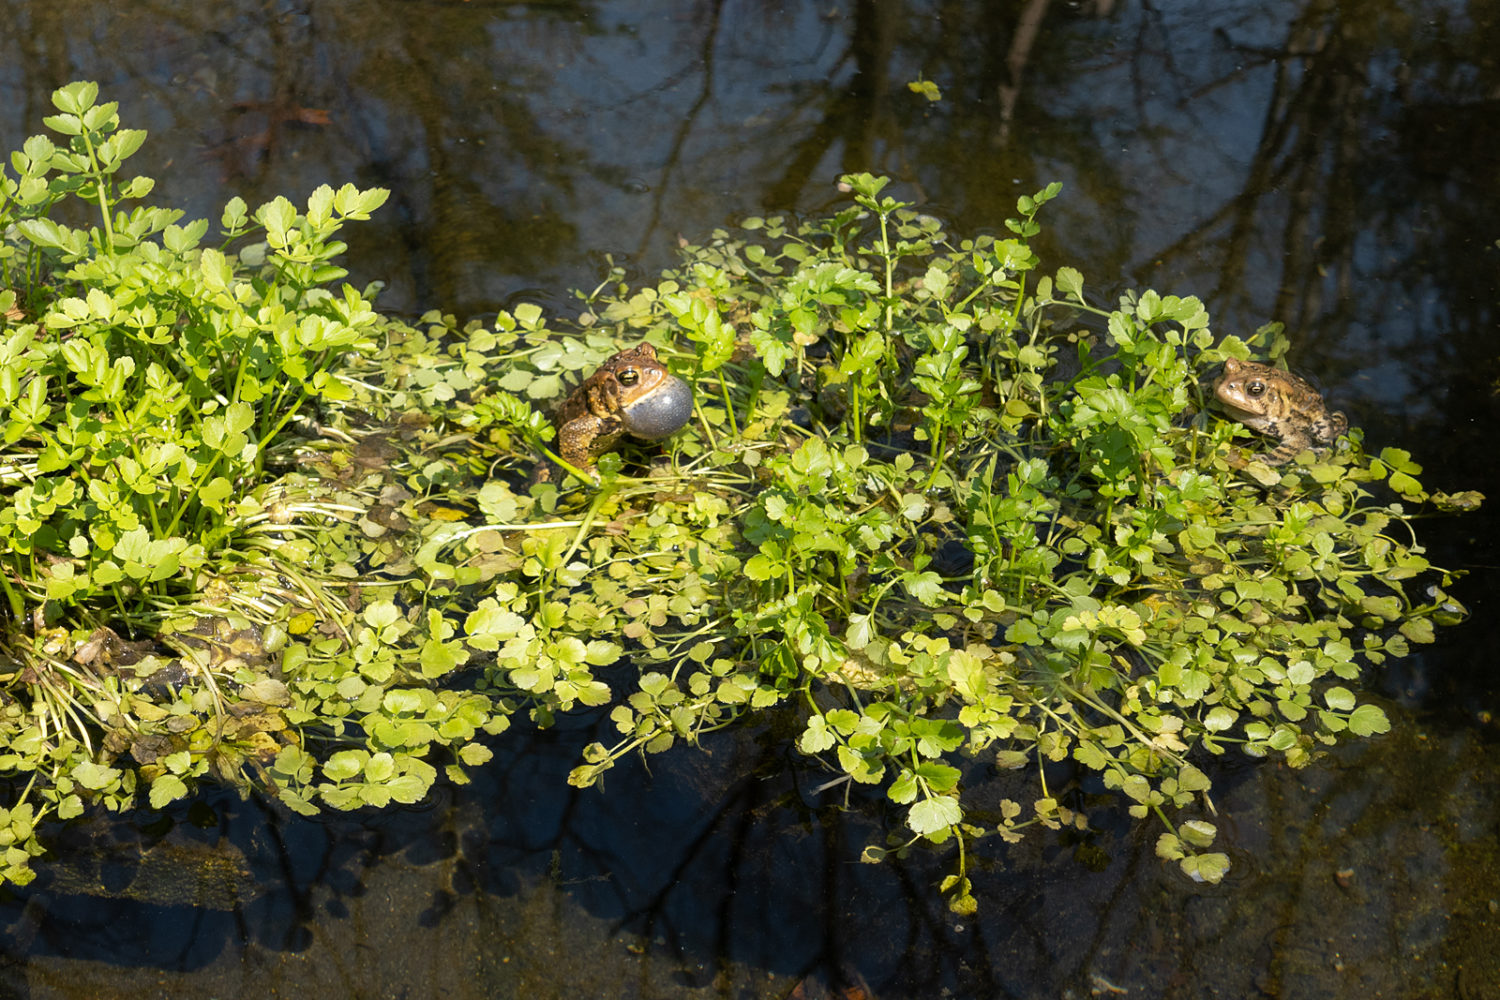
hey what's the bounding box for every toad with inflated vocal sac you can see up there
[552,343,693,476]
[1212,357,1348,466]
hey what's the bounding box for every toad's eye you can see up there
[617,368,640,386]
[1246,381,1265,396]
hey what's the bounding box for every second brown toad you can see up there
[1212,357,1347,466]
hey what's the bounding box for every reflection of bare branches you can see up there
[995,0,1118,147]
[764,0,894,210]
[0,3,77,127]
[1143,3,1366,349]
[1130,0,1498,429]
[996,0,1050,146]
[636,0,725,258]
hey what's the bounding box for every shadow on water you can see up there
[0,0,1498,997]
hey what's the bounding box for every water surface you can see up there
[0,2,1497,997]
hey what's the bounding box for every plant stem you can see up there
[78,130,115,251]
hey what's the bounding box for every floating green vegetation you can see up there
[0,83,1480,909]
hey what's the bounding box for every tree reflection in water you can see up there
[0,0,1496,997]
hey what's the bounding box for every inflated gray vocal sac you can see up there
[619,373,694,439]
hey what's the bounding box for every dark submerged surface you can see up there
[1,1,1498,997]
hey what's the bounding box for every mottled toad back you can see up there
[1212,358,1347,466]
[554,343,693,473]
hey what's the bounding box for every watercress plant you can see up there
[0,85,1477,914]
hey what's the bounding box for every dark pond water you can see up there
[1,1,1499,997]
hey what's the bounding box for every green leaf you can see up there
[364,601,402,630]
[907,796,963,836]
[43,114,83,136]
[1074,741,1109,769]
[744,553,777,581]
[837,745,883,783]
[382,689,425,715]
[103,128,147,165]
[386,772,431,805]
[513,303,544,329]
[307,184,335,226]
[1377,447,1420,473]
[256,196,297,247]
[1203,706,1237,732]
[466,604,526,647]
[1347,704,1391,737]
[915,761,962,793]
[902,571,945,606]
[17,217,69,249]
[1179,819,1216,848]
[420,638,468,677]
[800,716,835,754]
[149,774,189,810]
[584,640,623,666]
[364,752,396,783]
[277,789,321,818]
[52,81,100,115]
[224,401,255,435]
[1176,764,1211,794]
[1055,266,1084,301]
[458,743,493,767]
[71,762,121,790]
[323,750,367,782]
[906,78,942,102]
[321,786,362,811]
[899,493,928,520]
[222,196,248,231]
[198,477,233,511]
[1399,618,1436,644]
[1323,686,1357,711]
[839,330,886,375]
[1180,852,1231,884]
[888,769,918,804]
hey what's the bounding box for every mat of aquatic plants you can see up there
[0,83,1480,912]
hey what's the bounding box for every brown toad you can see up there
[1212,357,1347,466]
[553,343,693,474]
